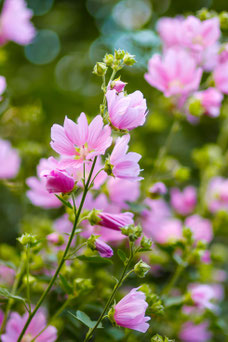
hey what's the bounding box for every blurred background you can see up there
[0,0,228,243]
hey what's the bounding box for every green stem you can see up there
[161,263,184,296]
[152,118,180,180]
[26,246,31,313]
[84,242,134,342]
[17,157,98,342]
[0,258,25,334]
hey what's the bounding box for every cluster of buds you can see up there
[151,335,174,342]
[17,233,38,248]
[93,49,136,77]
[121,224,142,242]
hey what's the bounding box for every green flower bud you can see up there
[87,234,98,250]
[151,334,163,342]
[114,49,125,60]
[134,260,150,278]
[188,98,204,117]
[196,8,211,20]
[121,224,142,242]
[17,233,37,247]
[174,166,190,182]
[183,226,193,245]
[93,62,107,76]
[219,11,228,30]
[123,53,136,66]
[23,274,36,286]
[140,236,152,251]
[103,53,114,66]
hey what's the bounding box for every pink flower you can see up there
[0,139,20,179]
[47,232,63,245]
[1,310,57,342]
[40,157,75,194]
[145,49,202,97]
[149,182,167,196]
[54,214,73,234]
[179,321,211,342]
[95,239,113,258]
[214,61,228,94]
[0,0,36,46]
[26,158,62,209]
[0,265,15,286]
[113,288,150,333]
[51,113,112,168]
[0,309,3,326]
[154,218,182,244]
[108,79,127,93]
[189,284,216,311]
[107,178,140,209]
[206,177,228,213]
[183,16,220,52]
[171,186,197,216]
[185,214,213,244]
[193,87,223,117]
[106,89,147,130]
[98,212,134,231]
[157,17,184,48]
[108,135,142,181]
[219,43,228,64]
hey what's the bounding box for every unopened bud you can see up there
[114,49,125,60]
[17,233,37,247]
[103,54,114,66]
[123,53,136,66]
[134,260,150,278]
[121,224,142,242]
[93,62,107,76]
[140,236,152,251]
[88,209,102,226]
[220,11,228,30]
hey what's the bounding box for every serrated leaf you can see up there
[77,255,112,265]
[55,195,73,209]
[69,310,103,329]
[59,274,73,294]
[117,249,127,263]
[0,287,26,303]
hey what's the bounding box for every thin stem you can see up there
[161,263,184,296]
[26,246,31,313]
[17,157,98,342]
[84,242,134,342]
[152,118,180,180]
[89,168,104,189]
[0,258,25,334]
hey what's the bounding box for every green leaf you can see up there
[69,310,103,329]
[117,249,127,263]
[165,296,184,308]
[77,255,112,265]
[59,274,73,294]
[0,287,26,303]
[55,195,73,209]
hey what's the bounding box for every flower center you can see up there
[192,35,203,45]
[169,79,183,89]
[22,334,33,342]
[75,143,90,160]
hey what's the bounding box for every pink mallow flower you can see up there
[179,321,211,342]
[1,311,57,342]
[171,186,197,216]
[108,134,142,181]
[193,87,223,117]
[206,177,228,213]
[107,177,140,209]
[98,212,134,231]
[149,182,167,196]
[40,157,75,194]
[214,61,228,94]
[113,288,150,333]
[95,239,113,258]
[108,79,127,93]
[183,16,220,52]
[51,113,112,168]
[145,49,202,97]
[106,89,147,131]
[0,309,3,326]
[157,17,184,48]
[185,214,213,244]
[189,284,217,311]
[0,139,20,179]
[0,0,36,46]
[0,265,15,286]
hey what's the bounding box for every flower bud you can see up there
[140,236,153,251]
[87,234,97,250]
[219,11,228,30]
[188,98,204,117]
[173,166,190,182]
[109,79,127,93]
[95,239,113,258]
[103,53,114,66]
[123,53,136,66]
[93,62,108,76]
[149,182,167,198]
[134,260,150,278]
[17,233,37,247]
[121,224,142,242]
[114,49,125,60]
